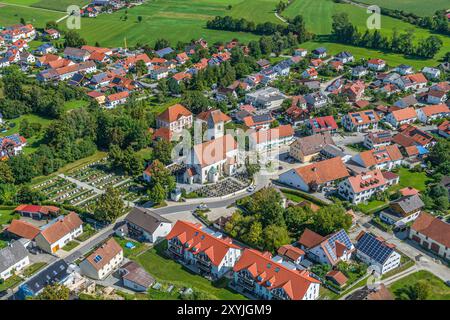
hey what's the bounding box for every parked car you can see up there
[197,203,208,210]
[247,186,255,192]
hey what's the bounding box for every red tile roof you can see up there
[157,104,192,123]
[358,145,403,167]
[84,238,122,271]
[166,220,241,266]
[7,220,40,240]
[293,157,349,185]
[277,244,305,261]
[298,228,326,248]
[39,212,83,245]
[411,212,450,248]
[193,134,237,168]
[326,270,348,286]
[419,104,449,117]
[196,109,231,124]
[347,169,387,193]
[233,249,320,300]
[251,125,294,144]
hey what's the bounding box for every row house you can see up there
[1,24,35,43]
[233,249,320,300]
[351,145,403,171]
[416,104,450,123]
[338,169,390,204]
[166,221,242,279]
[342,110,379,132]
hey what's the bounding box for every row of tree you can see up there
[331,13,443,59]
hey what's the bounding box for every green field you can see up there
[283,0,450,68]
[0,0,89,11]
[356,0,449,17]
[389,270,450,300]
[0,3,64,28]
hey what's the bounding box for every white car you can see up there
[197,203,208,210]
[247,186,255,192]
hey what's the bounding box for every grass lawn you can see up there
[0,275,23,293]
[388,270,450,300]
[0,207,18,227]
[62,240,80,251]
[356,0,450,17]
[135,241,246,300]
[76,225,97,242]
[22,262,47,278]
[0,3,65,28]
[147,97,181,115]
[357,200,388,215]
[346,142,368,152]
[63,100,89,112]
[395,167,431,192]
[113,236,148,259]
[282,191,307,203]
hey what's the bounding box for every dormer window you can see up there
[266,281,272,287]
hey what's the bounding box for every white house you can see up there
[79,238,123,280]
[249,125,295,152]
[123,207,172,243]
[342,110,379,132]
[367,59,386,71]
[338,169,389,204]
[426,90,447,105]
[422,67,441,80]
[156,103,193,133]
[379,194,424,228]
[416,104,450,124]
[385,107,418,128]
[245,87,286,110]
[166,221,242,279]
[233,248,320,300]
[355,232,401,274]
[0,241,30,280]
[409,212,450,261]
[34,212,83,254]
[351,145,403,171]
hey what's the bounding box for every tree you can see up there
[94,187,124,223]
[45,21,58,30]
[149,182,166,204]
[37,284,70,300]
[146,160,176,194]
[154,38,171,51]
[64,30,87,48]
[181,91,210,114]
[311,204,352,235]
[0,162,15,184]
[284,206,313,238]
[244,221,263,248]
[135,59,148,76]
[410,281,431,300]
[137,16,143,23]
[262,225,291,252]
[153,139,172,165]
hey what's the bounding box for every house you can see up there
[394,95,418,109]
[249,125,295,152]
[166,221,242,279]
[334,51,354,64]
[363,131,392,149]
[279,157,349,192]
[232,248,320,300]
[43,28,60,39]
[105,91,129,108]
[245,87,286,110]
[437,120,450,138]
[422,67,441,80]
[285,98,309,127]
[119,261,155,292]
[409,212,450,260]
[312,47,327,58]
[6,219,40,240]
[294,48,308,57]
[0,241,30,280]
[352,66,368,78]
[63,47,90,62]
[35,43,56,55]
[330,60,344,72]
[196,109,231,141]
[34,212,83,254]
[326,270,348,288]
[343,81,365,101]
[154,47,174,58]
[394,64,413,75]
[338,169,391,204]
[385,107,417,127]
[355,231,401,274]
[14,204,60,220]
[123,207,172,243]
[416,104,450,123]
[80,238,123,280]
[150,67,169,80]
[289,132,336,163]
[301,67,318,79]
[342,110,379,132]
[276,244,305,267]
[367,59,386,71]
[156,104,193,133]
[395,73,428,91]
[0,134,27,159]
[393,125,434,149]
[243,113,274,130]
[87,91,106,105]
[307,116,338,135]
[351,145,403,170]
[297,228,355,266]
[187,134,239,184]
[426,90,447,105]
[304,92,327,108]
[379,194,424,228]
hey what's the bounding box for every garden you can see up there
[388,270,450,300]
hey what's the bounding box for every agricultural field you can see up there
[0,0,89,11]
[356,0,449,17]
[0,2,65,28]
[283,0,450,68]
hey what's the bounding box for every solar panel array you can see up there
[324,230,353,261]
[93,255,102,263]
[356,233,393,264]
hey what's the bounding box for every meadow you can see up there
[356,0,449,17]
[0,3,64,28]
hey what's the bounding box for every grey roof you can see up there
[121,261,155,289]
[125,207,171,234]
[0,241,28,273]
[391,194,424,213]
[293,132,335,156]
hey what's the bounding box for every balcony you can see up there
[168,245,183,257]
[237,277,255,290]
[197,260,212,272]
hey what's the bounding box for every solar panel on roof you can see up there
[94,255,103,263]
[356,233,393,264]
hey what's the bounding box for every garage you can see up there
[430,242,440,254]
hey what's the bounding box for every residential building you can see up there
[34,212,83,254]
[119,261,155,292]
[394,64,413,75]
[123,207,172,243]
[304,92,327,108]
[276,245,305,267]
[395,73,428,91]
[363,131,392,149]
[306,116,338,135]
[355,232,401,274]
[279,157,349,192]
[0,134,27,159]
[294,48,308,57]
[0,241,30,280]
[422,67,441,80]
[6,219,40,240]
[338,169,390,204]
[437,120,449,138]
[426,90,447,105]
[232,249,320,300]
[166,221,242,279]
[334,51,354,64]
[409,212,450,260]
[156,104,193,133]
[352,66,368,78]
[351,145,403,170]
[297,229,355,266]
[393,125,435,149]
[80,238,123,280]
[105,91,129,108]
[379,194,424,228]
[312,47,327,58]
[243,113,274,130]
[343,80,365,101]
[245,87,286,110]
[301,67,318,79]
[249,125,295,152]
[63,47,90,62]
[394,95,418,109]
[385,107,418,127]
[416,104,450,123]
[367,59,386,71]
[342,110,379,132]
[289,132,336,163]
